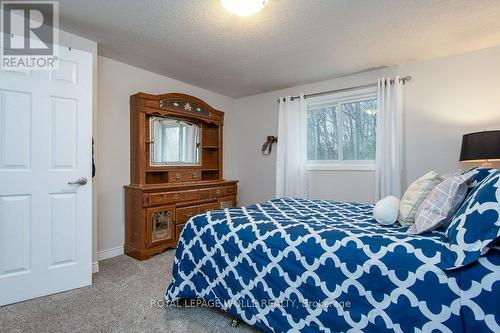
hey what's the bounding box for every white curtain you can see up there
[375,77,404,200]
[275,95,308,198]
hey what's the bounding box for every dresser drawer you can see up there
[176,206,199,224]
[211,186,236,198]
[199,188,211,200]
[148,189,199,206]
[198,202,220,213]
[168,171,202,183]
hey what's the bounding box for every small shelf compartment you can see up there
[202,123,219,148]
[202,149,220,170]
[146,171,169,184]
[202,170,220,181]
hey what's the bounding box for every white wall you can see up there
[234,45,500,206]
[401,46,500,183]
[96,56,236,255]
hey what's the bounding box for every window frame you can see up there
[306,87,377,171]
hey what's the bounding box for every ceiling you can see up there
[58,0,500,98]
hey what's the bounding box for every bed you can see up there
[164,197,500,332]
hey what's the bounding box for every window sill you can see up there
[307,163,376,171]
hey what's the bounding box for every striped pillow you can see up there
[408,172,474,235]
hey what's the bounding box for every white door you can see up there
[0,46,92,306]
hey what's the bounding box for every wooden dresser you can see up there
[124,92,238,260]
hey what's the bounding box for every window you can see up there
[307,88,377,170]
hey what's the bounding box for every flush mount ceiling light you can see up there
[221,0,268,17]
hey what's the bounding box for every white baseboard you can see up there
[97,245,124,261]
[92,261,99,273]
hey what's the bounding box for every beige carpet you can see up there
[0,250,260,333]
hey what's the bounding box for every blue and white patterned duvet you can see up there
[165,198,500,332]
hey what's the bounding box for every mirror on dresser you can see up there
[125,92,238,260]
[150,117,201,166]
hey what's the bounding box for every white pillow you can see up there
[398,171,442,226]
[373,196,400,225]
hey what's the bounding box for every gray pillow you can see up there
[408,172,474,235]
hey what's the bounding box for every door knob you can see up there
[68,177,88,185]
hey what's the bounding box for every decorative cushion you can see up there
[398,171,442,226]
[373,196,400,225]
[408,172,473,235]
[443,170,500,269]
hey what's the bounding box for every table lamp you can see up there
[460,130,500,167]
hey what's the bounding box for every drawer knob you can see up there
[192,174,197,179]
[216,189,221,195]
[173,194,179,200]
[176,173,181,180]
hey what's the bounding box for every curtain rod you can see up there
[279,75,412,102]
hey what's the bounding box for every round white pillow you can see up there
[373,196,400,225]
